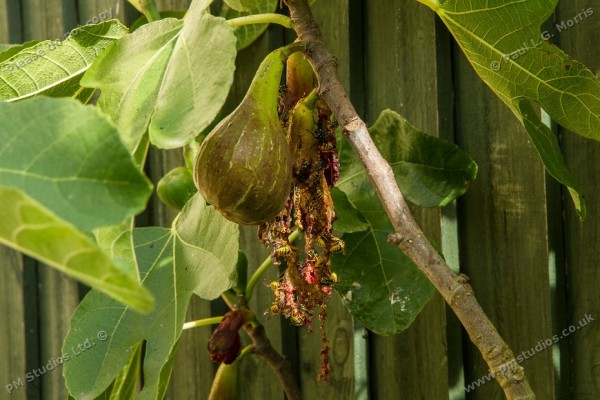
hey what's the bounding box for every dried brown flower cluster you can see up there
[259,87,343,381]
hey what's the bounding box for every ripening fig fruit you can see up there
[194,48,293,225]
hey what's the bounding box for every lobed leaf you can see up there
[419,0,598,217]
[338,109,477,208]
[0,21,127,101]
[333,178,435,335]
[0,97,153,233]
[63,228,176,399]
[64,198,238,399]
[174,193,239,299]
[331,186,369,233]
[0,187,154,313]
[83,0,237,151]
[332,228,435,336]
[333,109,479,333]
[93,221,138,280]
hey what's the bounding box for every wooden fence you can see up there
[1,0,599,399]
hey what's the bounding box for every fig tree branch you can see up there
[243,322,301,400]
[235,296,301,400]
[283,0,535,399]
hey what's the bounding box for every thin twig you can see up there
[283,0,535,399]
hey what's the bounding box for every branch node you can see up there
[449,273,473,305]
[313,55,338,73]
[387,233,404,245]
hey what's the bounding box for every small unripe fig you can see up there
[195,48,292,225]
[157,166,197,210]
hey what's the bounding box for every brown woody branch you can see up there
[220,293,300,400]
[243,323,300,400]
[284,0,535,399]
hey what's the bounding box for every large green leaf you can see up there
[0,187,153,313]
[0,41,39,63]
[333,109,479,334]
[224,0,263,12]
[338,109,477,208]
[221,0,278,50]
[419,0,598,218]
[332,229,435,336]
[0,97,153,233]
[82,0,237,151]
[63,228,176,399]
[93,221,138,279]
[174,193,239,299]
[64,216,237,398]
[331,174,435,335]
[0,21,127,101]
[331,186,369,233]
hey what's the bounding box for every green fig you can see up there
[208,361,239,400]
[157,166,197,210]
[286,50,316,104]
[194,48,293,225]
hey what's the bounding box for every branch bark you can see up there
[284,0,536,399]
[243,323,301,400]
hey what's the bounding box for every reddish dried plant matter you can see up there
[258,63,343,381]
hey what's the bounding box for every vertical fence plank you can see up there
[0,5,26,400]
[16,2,80,398]
[364,0,449,398]
[0,0,21,42]
[453,32,554,400]
[297,1,355,399]
[77,0,127,25]
[556,2,600,399]
[0,246,27,400]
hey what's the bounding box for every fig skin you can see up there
[195,49,292,225]
[157,166,197,210]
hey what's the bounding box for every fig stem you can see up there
[245,229,301,300]
[281,40,309,61]
[182,316,223,330]
[227,13,292,29]
[301,88,319,109]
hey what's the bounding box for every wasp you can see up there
[329,236,345,253]
[316,233,345,253]
[290,314,304,326]
[275,244,293,257]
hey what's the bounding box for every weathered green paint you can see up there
[453,24,555,400]
[365,0,449,398]
[558,1,600,399]
[0,246,26,400]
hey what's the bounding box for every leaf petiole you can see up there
[182,316,223,330]
[227,13,292,29]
